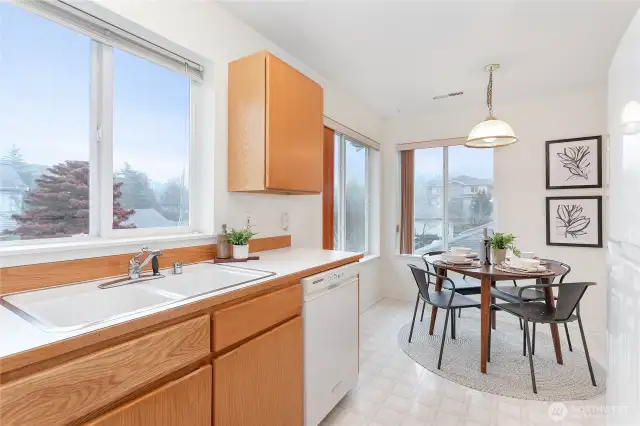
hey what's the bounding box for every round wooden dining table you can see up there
[423,253,568,374]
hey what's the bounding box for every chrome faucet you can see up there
[128,246,163,280]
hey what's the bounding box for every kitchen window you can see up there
[399,141,494,254]
[0,1,203,245]
[334,133,369,253]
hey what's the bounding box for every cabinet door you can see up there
[214,316,303,426]
[266,54,323,193]
[85,366,211,426]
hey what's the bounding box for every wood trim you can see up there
[84,365,212,426]
[0,236,291,295]
[212,284,302,352]
[0,254,362,376]
[228,50,267,192]
[323,126,335,250]
[399,150,415,254]
[248,235,291,253]
[0,316,210,426]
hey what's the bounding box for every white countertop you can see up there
[0,248,360,359]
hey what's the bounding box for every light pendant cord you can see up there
[486,68,493,118]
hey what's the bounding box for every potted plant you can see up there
[227,226,258,259]
[487,232,519,264]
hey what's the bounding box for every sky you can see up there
[0,2,190,184]
[415,144,494,181]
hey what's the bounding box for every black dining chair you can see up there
[491,259,574,353]
[408,264,481,369]
[421,251,482,321]
[487,282,597,394]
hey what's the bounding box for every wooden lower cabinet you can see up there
[85,366,212,426]
[213,316,303,426]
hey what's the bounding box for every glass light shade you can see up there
[621,100,640,135]
[465,117,518,148]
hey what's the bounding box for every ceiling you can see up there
[220,0,639,118]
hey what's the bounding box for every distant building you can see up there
[0,163,28,235]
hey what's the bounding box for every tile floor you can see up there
[320,298,606,426]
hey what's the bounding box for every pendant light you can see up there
[465,64,518,148]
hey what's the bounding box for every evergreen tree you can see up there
[115,162,161,211]
[9,160,135,239]
[2,145,32,188]
[159,177,189,223]
[469,189,493,225]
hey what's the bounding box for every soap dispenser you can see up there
[217,224,231,259]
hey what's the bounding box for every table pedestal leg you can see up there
[428,267,445,335]
[542,277,564,365]
[480,276,492,374]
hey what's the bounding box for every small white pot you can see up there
[233,244,249,260]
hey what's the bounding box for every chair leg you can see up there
[565,323,573,352]
[458,308,461,318]
[532,322,536,355]
[488,308,492,363]
[451,309,456,339]
[437,309,451,370]
[409,294,420,343]
[524,320,538,394]
[420,300,427,322]
[577,315,597,387]
[522,324,527,356]
[519,318,523,330]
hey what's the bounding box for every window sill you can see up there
[360,253,380,263]
[0,233,215,268]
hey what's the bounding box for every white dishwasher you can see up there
[301,262,359,426]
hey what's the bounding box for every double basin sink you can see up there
[0,263,275,333]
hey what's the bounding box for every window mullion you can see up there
[89,41,101,237]
[98,44,114,237]
[340,135,347,251]
[443,146,449,249]
[364,148,370,253]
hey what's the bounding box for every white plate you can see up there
[446,259,473,265]
[465,252,479,258]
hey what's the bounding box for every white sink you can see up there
[0,263,274,333]
[147,263,275,298]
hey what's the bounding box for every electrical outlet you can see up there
[244,214,251,227]
[281,212,289,232]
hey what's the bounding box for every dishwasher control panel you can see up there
[301,262,359,299]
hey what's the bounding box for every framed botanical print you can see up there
[546,196,603,248]
[546,136,602,189]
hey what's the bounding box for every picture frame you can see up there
[546,136,602,189]
[546,196,603,248]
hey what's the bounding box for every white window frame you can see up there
[334,133,370,253]
[1,0,204,248]
[406,140,494,255]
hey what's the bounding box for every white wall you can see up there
[381,86,608,345]
[607,8,640,425]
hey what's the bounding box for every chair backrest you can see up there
[541,259,571,283]
[554,282,595,321]
[408,263,455,306]
[421,251,444,275]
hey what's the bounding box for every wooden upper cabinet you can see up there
[228,51,323,194]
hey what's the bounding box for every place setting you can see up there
[496,251,555,276]
[432,246,481,268]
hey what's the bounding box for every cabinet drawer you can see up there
[0,316,210,426]
[213,283,301,352]
[84,365,212,426]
